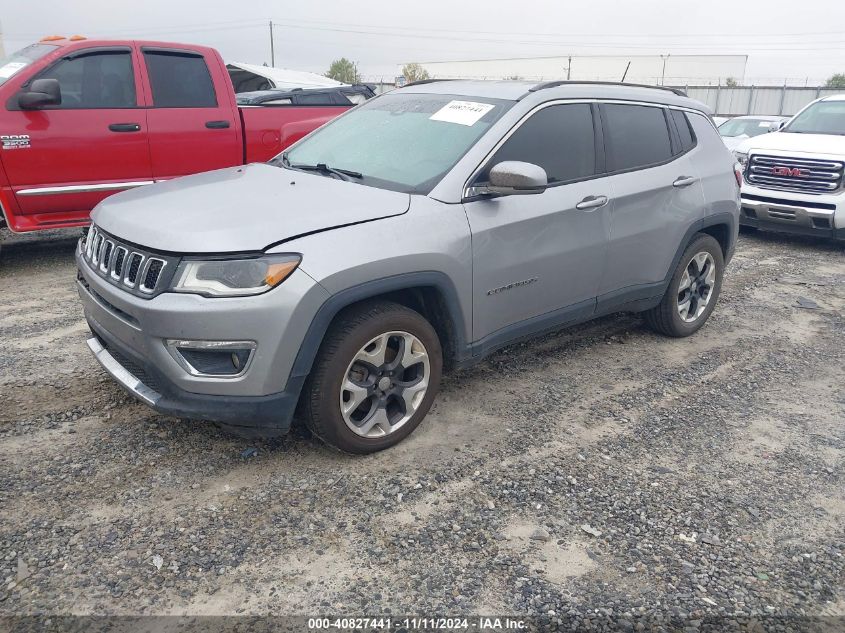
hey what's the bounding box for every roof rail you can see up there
[402,78,458,88]
[528,81,687,97]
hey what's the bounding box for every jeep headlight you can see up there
[172,254,301,297]
[733,150,749,168]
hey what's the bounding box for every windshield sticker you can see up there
[430,100,495,126]
[0,62,27,79]
[758,121,772,127]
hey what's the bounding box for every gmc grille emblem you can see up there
[771,166,809,177]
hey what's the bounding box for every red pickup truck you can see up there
[0,37,352,232]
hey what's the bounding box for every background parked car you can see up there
[236,85,376,107]
[717,115,788,150]
[735,94,845,241]
[226,61,345,93]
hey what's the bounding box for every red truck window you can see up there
[143,51,217,108]
[35,51,136,109]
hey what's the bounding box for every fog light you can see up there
[166,340,256,378]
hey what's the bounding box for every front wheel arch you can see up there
[288,273,468,383]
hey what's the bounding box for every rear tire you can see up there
[645,234,724,338]
[301,301,442,454]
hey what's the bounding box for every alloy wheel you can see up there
[339,331,430,438]
[677,251,717,323]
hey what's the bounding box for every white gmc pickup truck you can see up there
[735,94,845,241]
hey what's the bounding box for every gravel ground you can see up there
[0,227,843,628]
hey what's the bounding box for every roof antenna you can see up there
[620,61,631,83]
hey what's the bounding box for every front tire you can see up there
[645,234,724,338]
[301,301,442,454]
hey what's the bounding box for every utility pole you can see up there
[566,56,571,80]
[269,20,275,67]
[660,54,669,86]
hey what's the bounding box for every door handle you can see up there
[205,120,231,129]
[673,176,697,187]
[108,123,141,132]
[575,195,609,211]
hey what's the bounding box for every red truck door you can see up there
[140,47,241,180]
[1,46,152,224]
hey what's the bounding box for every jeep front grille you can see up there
[747,154,844,194]
[80,226,178,298]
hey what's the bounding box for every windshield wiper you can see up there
[281,155,362,181]
[296,164,363,180]
[271,153,362,179]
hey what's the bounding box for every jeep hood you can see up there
[735,131,845,157]
[91,164,410,253]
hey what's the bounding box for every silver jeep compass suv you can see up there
[77,80,740,453]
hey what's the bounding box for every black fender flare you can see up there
[288,271,470,381]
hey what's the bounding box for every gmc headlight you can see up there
[733,151,749,168]
[172,254,301,297]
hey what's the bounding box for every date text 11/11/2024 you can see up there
[307,617,528,630]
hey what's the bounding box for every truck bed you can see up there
[239,106,349,164]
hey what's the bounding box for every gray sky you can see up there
[2,0,844,84]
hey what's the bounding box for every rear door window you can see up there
[478,103,598,185]
[143,50,216,108]
[602,104,673,171]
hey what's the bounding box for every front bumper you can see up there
[76,242,329,433]
[85,318,303,435]
[739,183,845,240]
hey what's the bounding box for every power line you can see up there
[266,21,845,52]
[10,16,845,50]
[266,15,845,40]
[8,18,266,39]
[8,17,845,64]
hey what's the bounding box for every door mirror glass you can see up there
[18,78,61,109]
[480,161,548,197]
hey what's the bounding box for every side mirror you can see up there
[478,161,548,197]
[769,120,786,132]
[18,78,62,110]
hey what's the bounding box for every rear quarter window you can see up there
[671,109,696,153]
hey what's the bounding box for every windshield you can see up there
[277,92,513,194]
[718,118,777,138]
[0,43,57,87]
[784,100,845,135]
